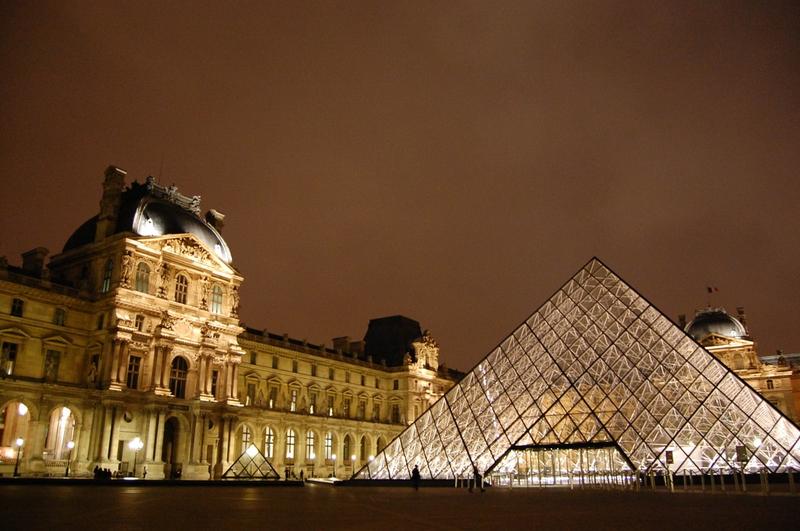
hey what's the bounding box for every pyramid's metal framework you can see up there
[356,258,800,480]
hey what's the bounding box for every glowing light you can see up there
[368,455,374,462]
[753,438,762,448]
[61,407,71,419]
[351,454,356,462]
[246,444,258,458]
[15,438,24,447]
[332,454,336,461]
[17,403,28,416]
[128,437,144,451]
[66,441,75,450]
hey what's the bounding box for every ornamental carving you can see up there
[156,262,170,298]
[411,329,440,371]
[159,311,177,331]
[230,285,240,317]
[162,237,214,264]
[120,250,134,288]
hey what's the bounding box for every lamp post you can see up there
[128,437,144,478]
[13,438,24,477]
[65,441,75,477]
[351,454,356,477]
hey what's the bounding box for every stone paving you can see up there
[1,483,796,530]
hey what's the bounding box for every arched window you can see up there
[135,263,150,293]
[211,285,223,314]
[264,427,275,458]
[1,401,30,448]
[241,425,252,454]
[286,429,296,459]
[306,431,316,460]
[343,434,352,461]
[377,436,386,453]
[324,432,333,460]
[101,259,113,293]
[174,274,189,304]
[169,357,189,398]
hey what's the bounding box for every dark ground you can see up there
[1,483,796,530]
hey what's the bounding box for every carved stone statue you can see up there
[86,358,98,385]
[119,250,133,288]
[200,275,210,310]
[157,262,170,298]
[160,311,177,331]
[230,286,240,317]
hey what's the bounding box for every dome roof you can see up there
[63,180,232,264]
[684,308,746,343]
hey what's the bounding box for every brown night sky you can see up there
[1,1,798,371]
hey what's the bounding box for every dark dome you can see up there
[685,308,746,343]
[63,181,232,264]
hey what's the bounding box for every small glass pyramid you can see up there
[222,444,281,480]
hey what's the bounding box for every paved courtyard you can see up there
[2,483,797,530]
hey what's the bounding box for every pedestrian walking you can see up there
[411,465,421,491]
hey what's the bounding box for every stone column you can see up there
[232,363,240,400]
[117,341,129,385]
[199,414,208,463]
[153,410,166,462]
[151,346,162,390]
[197,357,207,397]
[25,419,48,473]
[206,362,214,396]
[109,340,122,384]
[109,408,123,463]
[160,347,172,388]
[99,406,113,461]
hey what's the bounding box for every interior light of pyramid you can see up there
[246,444,258,458]
[355,258,800,482]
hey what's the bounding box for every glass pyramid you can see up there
[222,444,281,480]
[356,258,800,480]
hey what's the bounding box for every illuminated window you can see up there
[174,274,188,304]
[286,429,296,459]
[327,395,334,416]
[135,263,150,293]
[10,298,24,317]
[101,259,113,293]
[264,427,275,458]
[53,308,66,326]
[241,425,252,454]
[211,285,223,314]
[290,389,298,412]
[309,391,317,415]
[126,355,141,389]
[343,397,351,418]
[306,431,315,459]
[324,432,333,459]
[269,387,277,409]
[169,357,188,398]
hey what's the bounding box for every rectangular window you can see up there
[53,308,66,326]
[345,371,350,383]
[272,356,278,369]
[360,374,365,386]
[372,403,380,421]
[11,298,24,317]
[211,370,219,397]
[247,383,256,406]
[269,387,277,409]
[286,430,295,459]
[126,355,141,389]
[309,391,317,415]
[311,364,317,377]
[391,404,401,423]
[767,379,774,390]
[343,397,351,417]
[393,379,399,390]
[265,429,274,459]
[357,400,366,419]
[249,352,257,365]
[324,433,333,459]
[327,395,334,417]
[97,313,105,330]
[290,389,298,412]
[305,431,315,460]
[292,360,298,373]
[44,349,60,382]
[328,367,334,380]
[134,314,144,331]
[375,378,379,389]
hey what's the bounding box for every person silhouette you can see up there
[411,465,421,491]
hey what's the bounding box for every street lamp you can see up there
[13,438,24,477]
[65,441,75,477]
[351,454,356,476]
[128,437,144,478]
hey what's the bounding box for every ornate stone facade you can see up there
[0,166,460,479]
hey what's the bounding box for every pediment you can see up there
[42,334,73,346]
[138,233,236,274]
[0,327,31,339]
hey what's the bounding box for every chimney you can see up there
[333,336,350,352]
[95,165,127,242]
[205,209,225,230]
[678,314,686,329]
[349,340,365,355]
[736,306,748,332]
[21,247,49,278]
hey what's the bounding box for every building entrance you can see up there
[487,443,634,488]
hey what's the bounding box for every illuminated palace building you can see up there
[0,166,461,479]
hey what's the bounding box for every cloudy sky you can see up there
[1,1,798,370]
